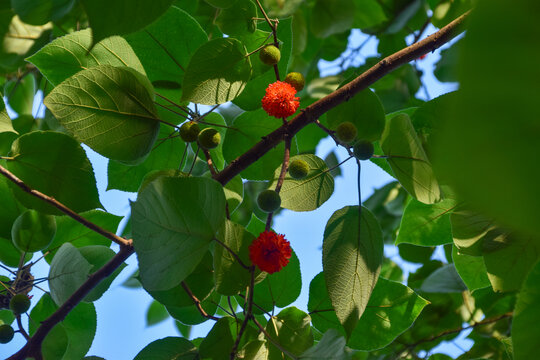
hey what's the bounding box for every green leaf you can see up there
[10,0,74,25]
[268,154,334,212]
[348,278,429,351]
[452,245,490,292]
[0,95,17,136]
[0,237,29,268]
[0,309,15,326]
[215,0,257,37]
[224,175,243,214]
[253,250,301,312]
[4,73,35,115]
[28,28,146,87]
[246,213,265,236]
[450,209,495,256]
[7,131,101,215]
[352,0,387,30]
[300,329,352,359]
[107,125,186,192]
[223,109,289,180]
[125,6,207,86]
[29,293,96,360]
[381,114,441,204]
[309,273,429,351]
[432,0,540,237]
[395,198,457,246]
[80,0,175,45]
[44,64,160,164]
[233,18,292,111]
[0,161,22,240]
[311,0,355,38]
[79,245,126,302]
[483,233,540,292]
[134,337,198,360]
[181,38,251,105]
[420,264,467,293]
[266,307,314,358]
[322,206,383,336]
[327,88,385,142]
[200,316,255,359]
[205,0,239,8]
[512,260,540,360]
[166,291,220,325]
[148,252,215,308]
[132,175,226,291]
[214,220,253,295]
[49,243,93,306]
[44,210,121,262]
[146,300,170,326]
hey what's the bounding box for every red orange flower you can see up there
[249,230,292,274]
[261,81,300,118]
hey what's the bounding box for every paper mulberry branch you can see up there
[214,10,470,186]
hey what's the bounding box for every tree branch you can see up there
[0,164,131,247]
[214,10,470,186]
[7,244,134,360]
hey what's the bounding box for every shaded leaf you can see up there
[266,307,314,358]
[395,198,457,246]
[182,38,251,105]
[134,337,198,360]
[322,206,383,336]
[132,176,226,291]
[80,0,175,45]
[420,264,467,293]
[7,131,101,215]
[269,154,334,212]
[381,114,441,204]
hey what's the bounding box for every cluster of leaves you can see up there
[0,0,538,359]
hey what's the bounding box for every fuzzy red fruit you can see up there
[261,81,300,119]
[249,230,292,274]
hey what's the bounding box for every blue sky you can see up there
[1,25,469,359]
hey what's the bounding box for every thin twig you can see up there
[181,282,219,321]
[16,315,30,340]
[0,165,131,247]
[230,267,255,359]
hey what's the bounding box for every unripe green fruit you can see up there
[284,72,305,91]
[179,121,200,143]
[198,128,221,150]
[336,121,357,144]
[353,140,374,160]
[288,159,310,179]
[10,294,30,315]
[259,45,281,66]
[0,324,14,344]
[12,209,56,253]
[257,189,281,213]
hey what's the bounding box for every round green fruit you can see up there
[284,72,305,91]
[198,128,221,150]
[12,209,56,253]
[288,159,310,179]
[353,140,374,160]
[0,324,14,344]
[9,294,30,315]
[259,45,281,66]
[257,189,281,213]
[179,121,200,143]
[336,121,357,144]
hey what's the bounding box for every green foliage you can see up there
[0,0,534,359]
[323,206,383,336]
